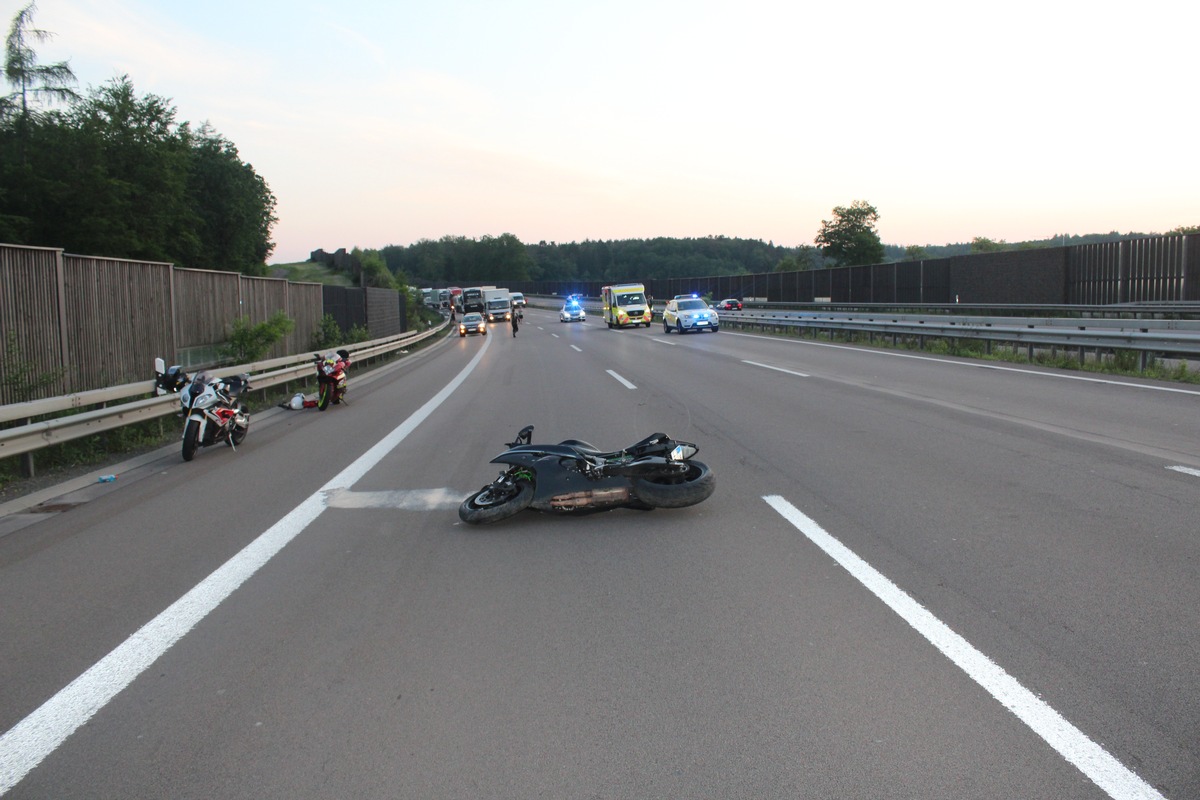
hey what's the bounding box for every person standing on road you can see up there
[511,311,519,337]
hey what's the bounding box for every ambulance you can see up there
[601,283,652,328]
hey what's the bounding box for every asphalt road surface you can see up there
[2,307,1197,799]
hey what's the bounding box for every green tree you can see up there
[64,76,194,262]
[0,69,276,272]
[182,123,276,272]
[3,2,77,124]
[353,247,398,289]
[970,236,1008,253]
[774,245,818,271]
[905,245,927,260]
[814,200,885,267]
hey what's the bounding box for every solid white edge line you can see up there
[743,360,810,378]
[762,495,1164,800]
[1167,465,1200,478]
[0,334,493,796]
[606,370,637,390]
[723,330,1200,397]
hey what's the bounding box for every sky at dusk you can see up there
[6,0,1197,264]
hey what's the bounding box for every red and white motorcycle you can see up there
[155,358,250,461]
[313,349,351,410]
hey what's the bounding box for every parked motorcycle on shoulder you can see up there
[459,425,715,524]
[154,358,250,462]
[313,349,351,411]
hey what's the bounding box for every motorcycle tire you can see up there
[458,480,534,525]
[318,383,331,411]
[228,405,249,447]
[630,460,715,509]
[182,419,200,462]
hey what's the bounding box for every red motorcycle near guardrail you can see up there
[313,349,351,410]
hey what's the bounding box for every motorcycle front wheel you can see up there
[318,383,331,411]
[182,419,200,462]
[630,461,715,509]
[459,480,534,524]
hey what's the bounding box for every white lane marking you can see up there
[652,337,677,346]
[0,335,494,796]
[571,345,582,352]
[762,495,1163,800]
[1167,465,1200,478]
[551,333,559,338]
[743,360,810,378]
[725,330,1200,396]
[326,488,465,510]
[607,370,637,390]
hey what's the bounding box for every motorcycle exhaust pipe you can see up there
[550,486,632,509]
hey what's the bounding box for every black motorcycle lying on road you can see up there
[459,425,715,524]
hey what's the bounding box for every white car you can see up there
[559,301,586,322]
[510,292,526,307]
[662,297,718,333]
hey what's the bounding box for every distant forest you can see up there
[379,230,1182,288]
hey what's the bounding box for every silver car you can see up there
[559,301,586,322]
[662,297,718,333]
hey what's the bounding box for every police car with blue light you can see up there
[559,298,587,322]
[662,295,718,333]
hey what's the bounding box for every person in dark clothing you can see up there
[511,312,519,337]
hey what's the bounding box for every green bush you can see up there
[220,311,295,363]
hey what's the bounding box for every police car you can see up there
[662,296,718,333]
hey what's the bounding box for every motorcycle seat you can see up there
[557,438,599,453]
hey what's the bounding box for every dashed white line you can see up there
[1167,465,1200,478]
[762,495,1163,800]
[607,370,637,390]
[570,345,582,352]
[743,360,810,378]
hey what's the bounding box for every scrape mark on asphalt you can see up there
[325,488,465,510]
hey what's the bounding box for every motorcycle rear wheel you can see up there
[630,461,715,509]
[182,419,200,462]
[459,480,534,524]
[228,406,249,446]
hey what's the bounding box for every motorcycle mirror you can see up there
[154,356,165,375]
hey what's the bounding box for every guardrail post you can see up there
[20,418,36,478]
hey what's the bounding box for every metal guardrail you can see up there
[721,310,1200,368]
[0,321,449,460]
